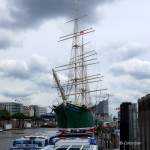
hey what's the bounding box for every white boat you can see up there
[42,131,98,150]
[10,129,98,150]
[10,135,49,150]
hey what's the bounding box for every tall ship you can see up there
[52,15,105,128]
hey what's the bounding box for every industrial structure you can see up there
[94,99,109,115]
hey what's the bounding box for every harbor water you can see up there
[0,128,57,150]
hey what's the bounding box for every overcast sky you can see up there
[0,0,149,115]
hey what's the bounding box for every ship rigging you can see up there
[52,15,107,128]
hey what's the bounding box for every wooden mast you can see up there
[53,15,107,107]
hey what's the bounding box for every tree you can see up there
[0,109,11,120]
[12,113,26,119]
[12,113,27,128]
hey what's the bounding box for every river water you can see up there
[0,128,58,150]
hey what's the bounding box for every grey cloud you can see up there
[0,0,114,30]
[30,73,53,90]
[103,43,148,63]
[110,58,150,80]
[0,54,50,80]
[30,72,68,91]
[0,59,30,79]
[0,54,69,93]
[0,55,54,92]
[0,32,18,50]
[1,90,33,99]
[118,45,146,61]
[108,75,150,95]
[28,54,50,73]
[106,76,149,111]
[0,38,14,50]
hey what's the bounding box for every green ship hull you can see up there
[53,103,94,128]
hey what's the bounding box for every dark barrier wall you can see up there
[138,94,150,150]
[120,102,131,150]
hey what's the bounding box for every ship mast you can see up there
[73,18,79,104]
[53,16,107,106]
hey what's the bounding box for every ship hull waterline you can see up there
[53,103,94,128]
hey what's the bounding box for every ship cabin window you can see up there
[56,145,94,150]
[82,145,91,150]
[13,139,31,146]
[13,140,22,146]
[56,145,70,150]
[33,140,43,147]
[69,145,82,150]
[22,140,31,144]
